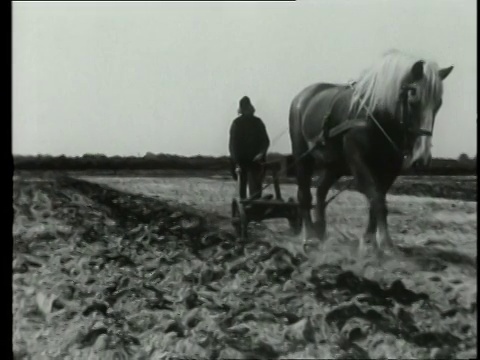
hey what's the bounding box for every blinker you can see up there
[401,83,417,95]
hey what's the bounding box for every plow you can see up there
[231,160,302,238]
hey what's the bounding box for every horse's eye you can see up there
[408,87,421,103]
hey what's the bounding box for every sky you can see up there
[12,0,477,158]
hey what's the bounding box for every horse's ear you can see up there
[439,66,454,81]
[411,60,424,81]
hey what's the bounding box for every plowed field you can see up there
[13,175,477,359]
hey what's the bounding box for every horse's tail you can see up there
[289,93,306,156]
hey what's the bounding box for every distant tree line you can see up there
[13,153,231,171]
[13,152,476,176]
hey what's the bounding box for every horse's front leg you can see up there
[345,143,396,256]
[363,206,377,248]
[370,171,399,254]
[358,188,394,256]
[370,191,395,254]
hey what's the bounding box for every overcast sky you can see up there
[13,0,476,158]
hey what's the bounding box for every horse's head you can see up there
[238,96,256,116]
[400,60,454,169]
[350,50,454,169]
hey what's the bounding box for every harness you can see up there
[315,82,433,159]
[309,83,355,147]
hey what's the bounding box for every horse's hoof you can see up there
[302,237,318,253]
[363,234,375,245]
[357,234,375,257]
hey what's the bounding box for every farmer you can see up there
[228,96,270,199]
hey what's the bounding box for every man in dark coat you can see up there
[229,96,270,199]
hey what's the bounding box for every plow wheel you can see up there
[231,198,248,238]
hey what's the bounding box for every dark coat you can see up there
[229,114,270,167]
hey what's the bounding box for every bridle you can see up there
[349,82,434,159]
[399,83,433,157]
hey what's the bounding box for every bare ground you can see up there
[13,175,477,359]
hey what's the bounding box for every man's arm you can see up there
[253,119,270,162]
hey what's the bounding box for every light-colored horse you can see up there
[289,49,453,254]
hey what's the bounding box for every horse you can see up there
[229,96,270,199]
[289,49,453,255]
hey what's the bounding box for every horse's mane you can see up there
[350,49,443,116]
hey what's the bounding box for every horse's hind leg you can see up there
[289,101,317,245]
[314,167,340,242]
[296,154,316,244]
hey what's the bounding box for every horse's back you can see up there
[302,86,354,142]
[289,83,340,144]
[290,83,337,117]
